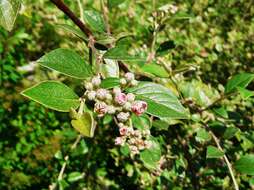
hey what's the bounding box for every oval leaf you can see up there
[71,111,95,138]
[21,81,79,112]
[83,10,106,33]
[0,0,20,31]
[127,82,188,119]
[140,138,161,170]
[206,145,224,159]
[103,46,146,62]
[38,48,92,79]
[225,73,254,94]
[67,172,84,182]
[235,154,254,175]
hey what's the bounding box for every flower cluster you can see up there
[84,72,152,155]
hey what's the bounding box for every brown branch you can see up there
[50,0,93,38]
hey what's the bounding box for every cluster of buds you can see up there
[84,73,152,155]
[115,124,152,155]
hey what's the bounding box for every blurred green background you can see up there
[0,0,253,189]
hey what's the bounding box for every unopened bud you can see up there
[115,137,124,145]
[107,105,116,114]
[91,76,101,87]
[96,89,108,100]
[85,82,93,90]
[120,78,127,86]
[123,102,132,111]
[125,72,135,81]
[119,127,128,136]
[117,112,130,122]
[126,93,135,102]
[113,87,121,95]
[94,102,107,116]
[114,93,127,105]
[130,80,138,86]
[87,91,96,100]
[131,101,147,116]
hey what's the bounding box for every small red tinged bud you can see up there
[114,93,127,105]
[131,101,148,116]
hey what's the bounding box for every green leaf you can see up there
[152,120,169,131]
[56,24,87,41]
[83,10,106,33]
[21,81,79,112]
[127,82,188,119]
[108,0,126,9]
[100,77,120,89]
[156,40,176,56]
[131,114,151,130]
[38,48,92,79]
[235,154,254,175]
[67,172,84,182]
[140,138,161,170]
[103,46,146,62]
[71,111,95,138]
[58,179,69,190]
[206,145,224,158]
[225,73,254,94]
[237,87,254,100]
[0,0,20,31]
[101,58,119,78]
[196,128,211,142]
[223,127,239,139]
[141,64,169,77]
[213,107,228,118]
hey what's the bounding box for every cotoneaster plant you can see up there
[1,0,254,190]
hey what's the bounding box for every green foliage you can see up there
[0,0,20,31]
[128,82,188,119]
[0,0,254,190]
[21,81,80,112]
[38,48,92,79]
[235,155,254,175]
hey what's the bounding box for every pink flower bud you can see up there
[85,82,93,90]
[131,101,148,116]
[94,102,107,116]
[119,127,128,136]
[115,137,124,145]
[114,93,127,105]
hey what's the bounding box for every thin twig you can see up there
[203,123,239,190]
[100,0,111,35]
[50,0,92,38]
[76,0,84,22]
[49,134,82,190]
